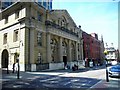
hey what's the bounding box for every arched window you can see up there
[61,16,68,28]
[51,39,58,54]
[62,17,66,27]
[50,38,58,62]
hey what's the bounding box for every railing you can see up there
[36,63,49,71]
[45,20,78,37]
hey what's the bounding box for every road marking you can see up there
[64,82,71,85]
[39,77,59,82]
[89,80,103,89]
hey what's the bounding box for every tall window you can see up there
[43,1,47,8]
[49,1,52,10]
[14,30,18,42]
[38,0,42,2]
[15,11,19,19]
[38,12,42,21]
[3,33,7,44]
[37,32,42,46]
[5,16,8,24]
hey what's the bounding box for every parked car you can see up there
[109,63,120,77]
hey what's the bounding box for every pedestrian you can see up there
[15,62,18,73]
[12,63,15,73]
[83,60,85,67]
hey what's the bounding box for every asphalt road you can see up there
[2,74,100,89]
[2,66,118,89]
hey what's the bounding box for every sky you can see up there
[52,0,118,49]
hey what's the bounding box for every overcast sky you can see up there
[52,0,118,49]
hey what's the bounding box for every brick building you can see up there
[82,32,104,67]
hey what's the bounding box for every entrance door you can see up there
[1,49,9,68]
[63,56,67,67]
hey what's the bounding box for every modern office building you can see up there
[1,0,52,10]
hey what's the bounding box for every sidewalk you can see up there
[0,65,107,81]
[90,78,120,90]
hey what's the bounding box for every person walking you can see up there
[12,63,15,73]
[15,62,18,73]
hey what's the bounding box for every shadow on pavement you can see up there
[40,65,106,73]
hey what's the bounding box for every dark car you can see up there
[109,63,120,77]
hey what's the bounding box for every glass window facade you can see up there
[2,2,14,9]
[1,0,52,10]
[43,1,47,8]
[38,0,42,5]
[49,0,52,10]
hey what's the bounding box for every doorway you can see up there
[1,49,9,68]
[63,56,67,68]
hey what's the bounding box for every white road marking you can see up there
[89,80,103,89]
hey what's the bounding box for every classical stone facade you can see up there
[0,2,83,71]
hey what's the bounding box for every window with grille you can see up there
[37,32,42,46]
[37,53,42,64]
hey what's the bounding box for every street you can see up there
[1,66,120,89]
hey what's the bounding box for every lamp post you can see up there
[15,52,20,79]
[104,50,109,82]
[17,57,20,79]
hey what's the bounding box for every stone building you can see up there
[0,2,83,71]
[105,43,118,65]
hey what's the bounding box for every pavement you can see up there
[90,79,120,89]
[1,65,120,90]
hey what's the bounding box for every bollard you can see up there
[106,61,109,82]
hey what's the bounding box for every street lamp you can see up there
[16,57,20,79]
[15,52,20,79]
[104,50,109,82]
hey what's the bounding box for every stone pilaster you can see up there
[80,42,83,60]
[68,40,71,61]
[75,42,78,60]
[59,37,63,62]
[46,33,51,63]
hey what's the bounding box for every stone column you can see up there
[81,42,83,60]
[46,33,51,63]
[75,42,78,61]
[59,37,63,62]
[68,40,71,62]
